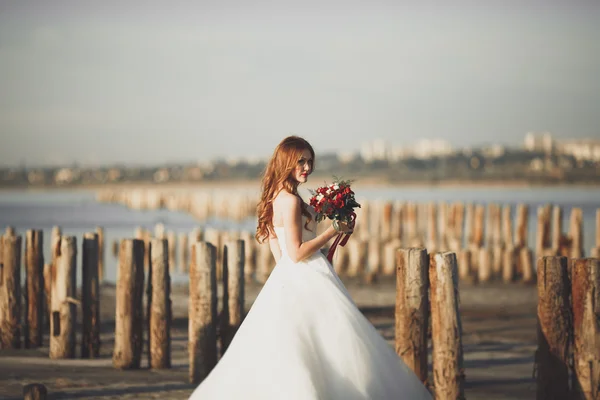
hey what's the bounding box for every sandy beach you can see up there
[0,277,537,400]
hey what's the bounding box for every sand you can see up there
[0,278,537,400]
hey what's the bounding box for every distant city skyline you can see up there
[1,1,599,167]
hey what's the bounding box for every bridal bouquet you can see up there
[309,178,361,262]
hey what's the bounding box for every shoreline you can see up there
[1,178,599,194]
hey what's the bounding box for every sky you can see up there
[1,1,599,167]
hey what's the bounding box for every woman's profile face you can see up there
[291,148,313,184]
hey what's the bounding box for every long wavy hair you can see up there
[255,136,315,244]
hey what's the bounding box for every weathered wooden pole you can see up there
[96,226,105,282]
[0,234,22,349]
[346,239,367,277]
[478,248,492,283]
[515,204,529,248]
[536,205,551,260]
[569,207,584,259]
[502,205,513,248]
[365,238,381,284]
[395,248,430,384]
[148,239,171,369]
[43,263,52,329]
[381,201,393,240]
[429,252,465,399]
[50,236,77,359]
[25,230,44,348]
[113,239,145,369]
[520,247,535,284]
[81,233,100,358]
[593,209,600,257]
[167,231,176,273]
[570,258,600,400]
[458,249,474,284]
[502,246,515,283]
[551,206,562,253]
[473,205,485,248]
[438,202,448,251]
[189,242,218,384]
[240,231,256,282]
[464,203,474,247]
[426,203,437,252]
[23,383,47,400]
[535,256,571,400]
[221,240,245,354]
[178,232,188,273]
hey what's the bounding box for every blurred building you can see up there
[524,132,600,162]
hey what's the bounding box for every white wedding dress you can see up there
[189,216,432,400]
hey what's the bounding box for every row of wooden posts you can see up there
[97,188,600,256]
[4,223,599,399]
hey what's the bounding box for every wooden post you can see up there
[82,233,100,358]
[571,258,600,400]
[502,205,513,248]
[426,202,437,252]
[25,230,44,348]
[50,236,77,359]
[520,247,535,284]
[23,383,47,400]
[222,240,245,354]
[535,256,571,400]
[477,248,492,283]
[438,202,448,251]
[113,239,145,369]
[395,248,430,384]
[189,242,218,384]
[596,209,600,248]
[551,206,562,253]
[43,263,52,329]
[515,204,529,248]
[240,231,256,282]
[569,207,584,259]
[167,231,176,273]
[536,205,551,260]
[0,234,22,349]
[96,226,104,283]
[502,246,515,283]
[464,203,474,247]
[381,201,393,240]
[148,239,171,369]
[458,249,473,284]
[365,238,381,284]
[346,239,367,277]
[178,232,188,273]
[429,252,465,399]
[473,205,485,248]
[382,238,401,276]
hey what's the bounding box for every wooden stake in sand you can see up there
[570,258,600,400]
[50,236,77,359]
[189,242,218,384]
[535,256,571,400]
[395,248,430,384]
[0,234,22,349]
[25,230,44,348]
[429,251,465,399]
[113,239,145,369]
[221,240,245,354]
[96,226,105,283]
[82,233,100,358]
[148,239,171,369]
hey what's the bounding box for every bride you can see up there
[189,136,432,399]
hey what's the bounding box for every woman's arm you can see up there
[280,194,338,263]
[268,236,282,263]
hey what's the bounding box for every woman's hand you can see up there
[333,220,353,234]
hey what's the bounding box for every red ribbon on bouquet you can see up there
[326,212,356,263]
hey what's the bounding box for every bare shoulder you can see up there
[273,190,300,209]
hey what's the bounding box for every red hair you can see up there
[255,136,315,243]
